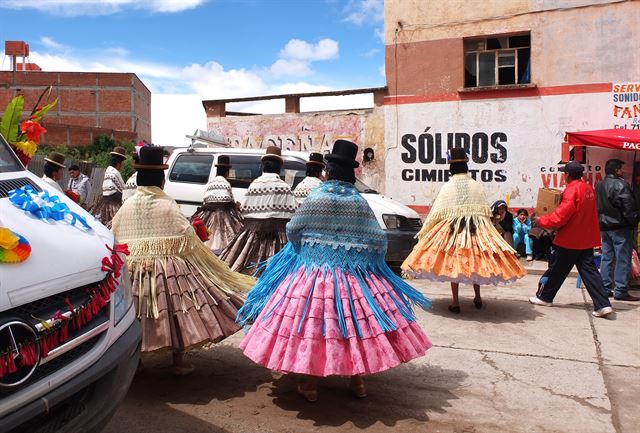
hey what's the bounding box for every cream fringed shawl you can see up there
[111,186,254,317]
[418,174,493,239]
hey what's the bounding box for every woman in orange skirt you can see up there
[402,147,525,313]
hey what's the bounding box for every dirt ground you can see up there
[103,273,639,433]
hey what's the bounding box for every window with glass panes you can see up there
[464,34,531,88]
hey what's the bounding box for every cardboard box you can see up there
[535,188,563,216]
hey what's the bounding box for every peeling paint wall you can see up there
[207,108,386,192]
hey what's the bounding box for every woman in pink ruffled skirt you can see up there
[237,140,432,401]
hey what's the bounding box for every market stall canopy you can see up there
[565,129,640,151]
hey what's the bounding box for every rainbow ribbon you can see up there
[8,185,92,231]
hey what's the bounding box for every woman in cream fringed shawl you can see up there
[112,147,254,375]
[402,147,525,314]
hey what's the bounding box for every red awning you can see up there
[565,129,640,151]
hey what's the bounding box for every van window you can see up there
[168,153,214,184]
[226,154,307,189]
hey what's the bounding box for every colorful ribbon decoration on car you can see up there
[8,185,92,231]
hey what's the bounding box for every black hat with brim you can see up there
[134,146,169,170]
[307,152,326,167]
[326,139,359,168]
[559,160,584,175]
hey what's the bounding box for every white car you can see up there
[163,147,422,266]
[0,134,141,433]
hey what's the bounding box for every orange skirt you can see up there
[402,216,525,285]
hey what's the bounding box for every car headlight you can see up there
[113,262,133,325]
[382,214,402,230]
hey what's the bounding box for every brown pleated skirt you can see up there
[89,193,122,229]
[191,202,244,254]
[131,257,244,353]
[219,217,289,276]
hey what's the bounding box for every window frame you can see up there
[463,32,531,89]
[168,153,214,185]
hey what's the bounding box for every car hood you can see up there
[0,171,114,311]
[362,192,421,218]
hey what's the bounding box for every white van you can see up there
[164,147,422,266]
[0,135,141,433]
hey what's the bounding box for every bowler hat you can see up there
[44,151,66,168]
[447,147,469,164]
[134,146,169,170]
[306,152,325,167]
[559,160,584,175]
[215,155,231,167]
[326,140,359,168]
[262,146,283,163]
[110,146,128,158]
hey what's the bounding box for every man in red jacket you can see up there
[529,161,614,318]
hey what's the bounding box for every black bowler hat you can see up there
[134,146,169,170]
[326,139,359,168]
[262,146,283,163]
[559,160,584,176]
[215,155,231,167]
[306,152,325,167]
[447,147,469,163]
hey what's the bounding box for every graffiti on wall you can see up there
[207,114,365,154]
[384,92,627,207]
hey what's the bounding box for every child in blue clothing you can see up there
[513,209,533,261]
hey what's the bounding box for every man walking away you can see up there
[67,164,91,206]
[596,159,640,301]
[529,161,613,318]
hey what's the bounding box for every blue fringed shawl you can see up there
[237,181,431,337]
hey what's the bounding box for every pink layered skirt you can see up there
[240,266,432,377]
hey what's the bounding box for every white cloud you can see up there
[374,27,384,43]
[268,38,339,78]
[279,38,339,61]
[344,0,383,25]
[269,59,312,77]
[40,36,67,51]
[1,38,371,148]
[379,64,385,78]
[0,0,207,16]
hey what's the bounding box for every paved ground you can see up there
[104,267,639,433]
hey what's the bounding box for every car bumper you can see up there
[2,319,142,433]
[385,229,419,264]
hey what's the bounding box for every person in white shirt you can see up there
[42,152,65,193]
[191,155,244,254]
[293,152,325,204]
[88,146,127,228]
[220,146,298,275]
[67,164,91,206]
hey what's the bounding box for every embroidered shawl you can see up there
[293,176,323,203]
[418,173,492,238]
[102,166,125,197]
[121,172,137,203]
[242,173,297,219]
[203,176,234,204]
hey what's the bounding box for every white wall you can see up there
[384,91,637,208]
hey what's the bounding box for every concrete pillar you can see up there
[373,88,387,107]
[285,96,300,113]
[206,101,226,118]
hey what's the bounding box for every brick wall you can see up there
[0,71,151,146]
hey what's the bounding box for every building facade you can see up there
[383,0,640,211]
[204,88,388,193]
[0,70,151,146]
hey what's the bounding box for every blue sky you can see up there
[0,0,386,146]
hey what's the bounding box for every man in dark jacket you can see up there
[596,159,640,301]
[529,161,613,318]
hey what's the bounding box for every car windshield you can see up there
[0,134,24,173]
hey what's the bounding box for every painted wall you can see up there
[384,88,638,209]
[384,0,640,94]
[207,108,387,192]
